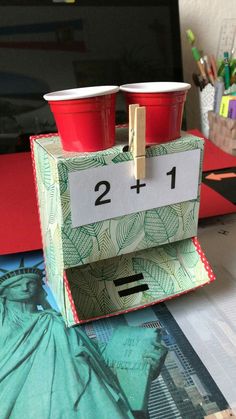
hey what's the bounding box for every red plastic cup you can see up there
[120,82,191,144]
[44,86,119,152]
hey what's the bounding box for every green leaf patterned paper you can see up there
[67,238,212,323]
[132,258,175,296]
[116,212,145,253]
[144,207,179,244]
[62,223,93,265]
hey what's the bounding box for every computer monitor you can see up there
[0,0,183,153]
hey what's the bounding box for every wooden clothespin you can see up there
[129,103,139,152]
[129,104,146,180]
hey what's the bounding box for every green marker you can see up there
[224,51,231,90]
[191,46,208,81]
[191,46,201,61]
[186,29,196,45]
[186,30,208,82]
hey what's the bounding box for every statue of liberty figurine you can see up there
[0,258,167,419]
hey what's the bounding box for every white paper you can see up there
[166,214,236,413]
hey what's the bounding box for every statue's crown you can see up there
[0,258,44,285]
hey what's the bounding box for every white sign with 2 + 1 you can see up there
[69,149,201,227]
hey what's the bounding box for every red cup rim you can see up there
[43,85,119,101]
[120,82,191,93]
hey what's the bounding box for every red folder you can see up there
[0,152,42,255]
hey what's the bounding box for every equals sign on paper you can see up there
[113,273,149,297]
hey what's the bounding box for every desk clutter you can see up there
[30,83,215,326]
[208,110,236,156]
[187,25,236,145]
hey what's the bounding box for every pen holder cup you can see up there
[199,84,215,138]
[208,110,236,155]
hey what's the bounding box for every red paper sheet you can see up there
[0,152,42,255]
[190,129,236,171]
[190,130,236,218]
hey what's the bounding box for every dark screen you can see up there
[0,0,183,153]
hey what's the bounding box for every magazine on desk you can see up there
[0,250,229,419]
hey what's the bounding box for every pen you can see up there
[192,72,207,91]
[186,29,208,83]
[210,55,218,80]
[213,77,224,114]
[229,56,236,84]
[203,55,215,85]
[192,47,208,82]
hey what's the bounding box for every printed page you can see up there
[0,248,230,418]
[167,214,236,414]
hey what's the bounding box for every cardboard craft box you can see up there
[31,128,214,326]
